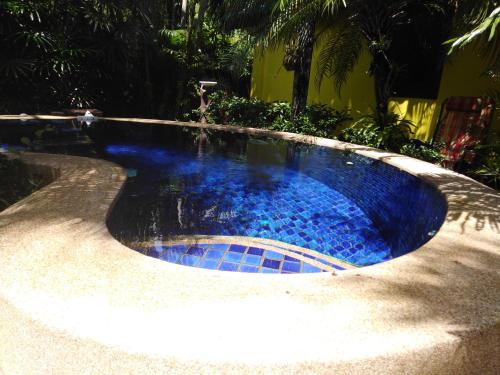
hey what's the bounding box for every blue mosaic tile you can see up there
[247,247,264,256]
[220,262,239,272]
[282,261,300,273]
[180,254,201,266]
[199,258,219,270]
[229,244,247,253]
[261,268,279,274]
[224,251,243,263]
[240,265,259,273]
[242,254,262,266]
[284,255,300,262]
[187,246,206,256]
[302,263,322,273]
[315,257,332,266]
[159,249,184,263]
[205,249,225,260]
[262,259,281,270]
[263,251,284,261]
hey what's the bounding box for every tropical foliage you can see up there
[183,91,351,137]
[468,140,500,190]
[0,0,255,117]
[339,112,415,153]
[448,7,500,52]
[1,0,498,120]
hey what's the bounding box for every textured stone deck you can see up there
[0,116,499,374]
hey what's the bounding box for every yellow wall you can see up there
[251,43,500,142]
[388,98,439,141]
[251,46,293,102]
[251,44,375,117]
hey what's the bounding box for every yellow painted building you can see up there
[251,44,499,142]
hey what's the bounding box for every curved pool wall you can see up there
[296,148,447,258]
[1,115,499,375]
[103,122,446,265]
[0,119,446,268]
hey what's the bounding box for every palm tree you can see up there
[277,0,499,124]
[286,0,445,124]
[215,0,446,123]
[210,0,324,117]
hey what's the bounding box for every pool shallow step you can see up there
[131,242,346,274]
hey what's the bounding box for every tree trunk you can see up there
[185,0,197,65]
[196,0,208,37]
[371,51,391,126]
[143,42,153,116]
[292,21,315,118]
[181,0,188,26]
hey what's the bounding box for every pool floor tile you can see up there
[247,247,264,256]
[147,248,161,258]
[179,254,201,266]
[240,265,259,273]
[205,249,225,260]
[142,243,338,274]
[263,251,285,261]
[229,244,247,253]
[220,262,239,272]
[224,252,243,263]
[242,254,262,266]
[160,250,183,263]
[187,246,206,256]
[282,261,300,273]
[262,259,281,270]
[199,258,219,269]
[261,268,279,274]
[302,263,322,273]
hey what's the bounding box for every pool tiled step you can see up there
[132,242,347,274]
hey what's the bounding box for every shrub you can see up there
[339,112,414,152]
[182,92,351,137]
[466,140,500,190]
[400,140,445,164]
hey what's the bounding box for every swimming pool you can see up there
[0,120,447,273]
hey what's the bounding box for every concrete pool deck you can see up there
[0,116,499,374]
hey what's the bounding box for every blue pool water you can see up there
[106,143,391,266]
[0,121,448,271]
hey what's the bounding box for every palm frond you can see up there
[267,0,324,47]
[447,6,500,68]
[0,58,34,79]
[448,7,500,51]
[315,24,363,94]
